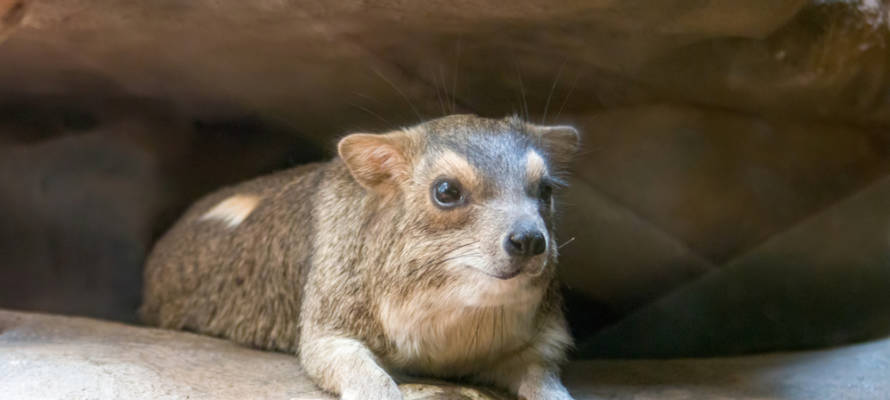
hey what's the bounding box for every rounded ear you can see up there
[337,132,410,191]
[531,125,580,166]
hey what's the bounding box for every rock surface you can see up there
[0,0,25,42]
[0,310,507,400]
[0,0,884,136]
[3,309,890,399]
[579,174,890,358]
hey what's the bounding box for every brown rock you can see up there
[579,174,890,357]
[567,104,890,263]
[0,0,25,42]
[557,178,714,315]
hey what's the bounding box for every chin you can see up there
[454,265,547,307]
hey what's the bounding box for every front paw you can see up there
[519,383,574,400]
[539,387,574,400]
[340,376,403,400]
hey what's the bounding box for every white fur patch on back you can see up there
[200,194,262,228]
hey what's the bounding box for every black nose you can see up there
[505,229,547,257]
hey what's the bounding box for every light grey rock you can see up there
[0,310,507,400]
[3,310,889,399]
[566,335,890,400]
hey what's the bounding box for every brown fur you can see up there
[141,114,580,400]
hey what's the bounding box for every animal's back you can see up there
[141,162,326,352]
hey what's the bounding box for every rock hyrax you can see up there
[141,114,580,400]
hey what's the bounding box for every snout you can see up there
[504,229,546,258]
[487,220,548,280]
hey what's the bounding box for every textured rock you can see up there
[557,103,890,326]
[579,175,890,358]
[0,310,507,400]
[3,309,890,400]
[0,109,324,322]
[565,104,890,263]
[557,178,714,315]
[4,0,883,135]
[565,336,890,400]
[0,0,25,42]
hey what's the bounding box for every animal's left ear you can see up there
[529,124,580,166]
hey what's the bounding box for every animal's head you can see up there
[338,115,579,306]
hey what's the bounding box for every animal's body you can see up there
[141,114,580,400]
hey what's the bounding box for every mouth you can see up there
[494,260,549,280]
[458,257,549,281]
[461,263,521,280]
[527,258,549,277]
[487,269,521,280]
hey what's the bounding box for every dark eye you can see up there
[431,178,464,209]
[539,182,553,203]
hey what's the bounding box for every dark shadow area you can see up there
[0,97,325,322]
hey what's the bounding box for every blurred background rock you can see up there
[1,0,888,358]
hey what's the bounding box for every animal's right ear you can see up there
[338,132,411,192]
[529,124,580,167]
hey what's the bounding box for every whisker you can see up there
[404,241,477,276]
[558,237,576,250]
[542,59,567,125]
[554,70,582,122]
[348,102,391,126]
[433,67,447,117]
[515,63,530,121]
[370,66,424,123]
[439,66,450,117]
[352,91,383,105]
[405,251,479,278]
[450,39,462,115]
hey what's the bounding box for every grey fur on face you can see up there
[141,114,580,400]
